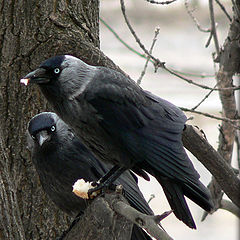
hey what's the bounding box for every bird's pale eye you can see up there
[51,126,56,132]
[54,68,60,74]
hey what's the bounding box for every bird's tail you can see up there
[157,176,197,229]
[156,175,213,229]
[182,179,213,213]
[131,224,152,240]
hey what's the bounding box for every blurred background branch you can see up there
[105,0,240,224]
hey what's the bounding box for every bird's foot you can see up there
[87,166,127,199]
[88,182,120,199]
[87,181,103,199]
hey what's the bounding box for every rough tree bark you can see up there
[0,1,121,239]
[62,194,133,240]
[1,1,239,240]
[207,0,240,211]
[182,125,240,209]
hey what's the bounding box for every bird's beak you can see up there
[36,130,51,146]
[20,68,49,86]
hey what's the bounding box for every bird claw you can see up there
[90,181,99,187]
[87,183,120,199]
[87,182,101,199]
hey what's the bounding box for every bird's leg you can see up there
[88,166,127,196]
[91,165,120,187]
[101,166,127,186]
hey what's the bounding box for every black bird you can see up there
[27,112,153,240]
[22,55,213,229]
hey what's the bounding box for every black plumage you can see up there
[27,112,153,240]
[22,55,213,229]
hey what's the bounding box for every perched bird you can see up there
[27,112,153,240]
[22,55,213,229]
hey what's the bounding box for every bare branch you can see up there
[111,194,174,240]
[207,0,240,215]
[120,0,164,70]
[220,199,240,218]
[215,0,232,21]
[191,83,217,110]
[209,0,220,57]
[205,32,213,48]
[180,107,240,129]
[138,27,160,85]
[202,196,240,220]
[182,124,240,209]
[145,0,177,4]
[104,7,239,94]
[184,0,211,33]
[138,55,151,85]
[101,17,214,83]
[147,194,156,204]
[163,66,240,91]
[100,18,147,60]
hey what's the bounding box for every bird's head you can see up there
[27,112,59,149]
[21,55,95,101]
[21,55,76,85]
[27,112,74,152]
[21,56,64,85]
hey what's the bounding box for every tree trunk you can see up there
[0,1,120,239]
[207,1,240,211]
[2,1,239,239]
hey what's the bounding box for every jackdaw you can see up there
[27,112,153,240]
[22,55,213,229]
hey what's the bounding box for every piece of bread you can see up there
[72,179,96,199]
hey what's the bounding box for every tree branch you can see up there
[191,83,217,110]
[206,0,240,216]
[62,192,173,240]
[111,195,173,240]
[180,107,240,129]
[184,0,211,33]
[163,66,240,91]
[138,27,160,85]
[219,199,240,218]
[209,0,220,58]
[120,0,164,70]
[145,0,177,5]
[182,124,240,209]
[215,0,232,21]
[62,194,133,240]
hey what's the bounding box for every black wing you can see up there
[83,69,214,229]
[84,68,199,183]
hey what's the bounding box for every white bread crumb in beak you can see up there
[72,179,97,199]
[20,78,30,86]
